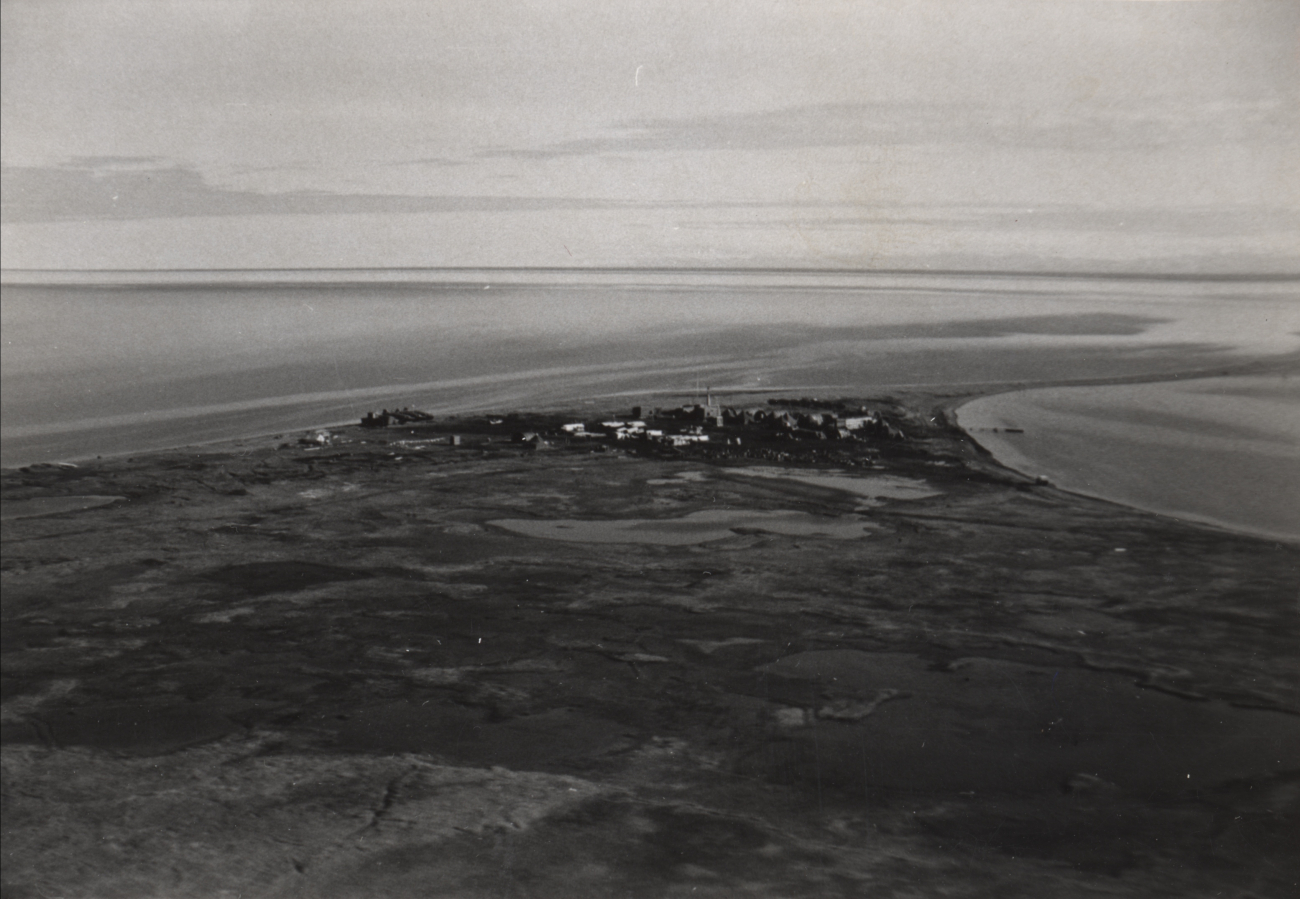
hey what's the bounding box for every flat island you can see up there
[3,391,1297,898]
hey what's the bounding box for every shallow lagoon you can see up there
[490,509,873,545]
[725,468,941,505]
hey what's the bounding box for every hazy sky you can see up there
[2,0,1296,271]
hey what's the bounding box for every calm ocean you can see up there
[3,269,1297,538]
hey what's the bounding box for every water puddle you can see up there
[727,468,940,504]
[490,509,873,545]
[646,470,710,485]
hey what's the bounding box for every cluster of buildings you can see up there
[662,403,904,441]
[552,418,711,447]
[356,396,906,452]
[547,402,904,448]
[359,408,435,428]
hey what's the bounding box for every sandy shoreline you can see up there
[955,432,1298,546]
[5,356,1296,548]
[952,374,1300,546]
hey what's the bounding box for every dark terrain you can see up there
[2,399,1298,898]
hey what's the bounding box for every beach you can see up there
[957,374,1300,544]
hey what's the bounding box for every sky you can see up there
[1,0,1297,272]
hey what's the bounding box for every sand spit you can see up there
[3,407,1297,898]
[955,375,1300,543]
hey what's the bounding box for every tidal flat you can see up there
[2,403,1297,898]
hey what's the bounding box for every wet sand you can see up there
[957,374,1300,543]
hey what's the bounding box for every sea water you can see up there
[3,270,1297,540]
[958,376,1300,543]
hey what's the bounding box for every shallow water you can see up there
[750,649,1300,798]
[726,468,941,504]
[4,271,1295,466]
[490,509,873,544]
[958,375,1300,542]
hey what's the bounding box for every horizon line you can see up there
[3,265,1298,284]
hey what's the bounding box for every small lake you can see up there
[726,469,941,505]
[490,509,873,545]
